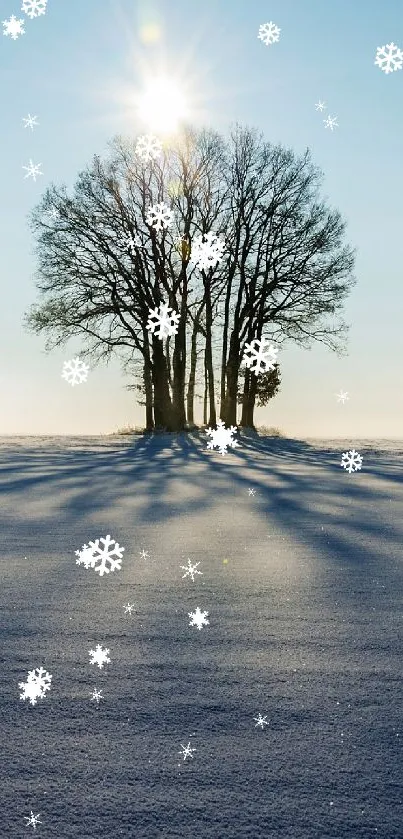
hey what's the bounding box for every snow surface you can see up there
[1,432,402,838]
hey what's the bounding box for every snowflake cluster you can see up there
[75,535,125,577]
[19,666,52,706]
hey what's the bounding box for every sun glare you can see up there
[137,77,188,133]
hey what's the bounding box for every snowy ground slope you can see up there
[1,433,402,839]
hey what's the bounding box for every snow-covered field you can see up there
[1,433,402,838]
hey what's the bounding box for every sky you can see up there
[1,0,402,437]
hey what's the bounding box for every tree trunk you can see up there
[203,355,208,425]
[222,329,240,426]
[186,317,199,426]
[240,368,257,428]
[204,285,216,427]
[172,315,187,430]
[151,337,175,429]
[142,332,154,430]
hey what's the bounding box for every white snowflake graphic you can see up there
[75,535,125,577]
[188,606,209,630]
[24,810,42,829]
[126,232,144,252]
[324,115,338,131]
[179,742,196,760]
[135,133,162,162]
[254,713,269,729]
[3,15,25,39]
[89,644,111,669]
[19,666,52,706]
[336,390,349,404]
[190,231,225,271]
[375,42,403,74]
[146,302,180,340]
[22,113,39,130]
[242,337,278,375]
[146,201,174,233]
[90,688,103,704]
[340,449,363,474]
[315,100,326,111]
[139,549,150,560]
[180,559,203,581]
[22,159,43,181]
[206,419,239,456]
[124,603,135,615]
[248,488,256,496]
[21,0,47,18]
[61,356,89,386]
[258,21,281,45]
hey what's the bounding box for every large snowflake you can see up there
[3,15,25,39]
[19,666,52,706]
[340,449,363,474]
[242,338,278,375]
[190,232,225,271]
[206,419,239,456]
[21,0,47,18]
[258,21,281,45]
[188,606,209,630]
[146,201,174,233]
[374,42,403,74]
[22,160,43,181]
[146,302,180,340]
[89,644,111,669]
[61,356,89,386]
[135,134,162,162]
[75,535,125,576]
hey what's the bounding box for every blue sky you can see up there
[1,0,402,436]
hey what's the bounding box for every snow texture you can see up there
[2,433,403,838]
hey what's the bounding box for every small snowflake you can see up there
[24,810,42,829]
[315,100,326,111]
[180,559,203,581]
[147,302,180,340]
[61,356,89,386]
[336,390,349,404]
[22,159,43,181]
[258,21,281,45]
[206,419,239,456]
[90,688,103,704]
[324,115,338,131]
[22,113,39,130]
[124,603,135,615]
[179,742,196,761]
[248,488,256,496]
[139,549,150,560]
[254,713,269,729]
[77,535,124,577]
[340,449,363,474]
[21,0,47,18]
[375,42,403,74]
[126,232,144,252]
[135,134,162,162]
[146,201,174,233]
[89,644,111,669]
[242,338,278,375]
[188,606,209,630]
[190,231,225,271]
[3,15,25,39]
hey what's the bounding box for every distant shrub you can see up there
[256,426,284,437]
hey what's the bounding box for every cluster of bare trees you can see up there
[24,124,356,431]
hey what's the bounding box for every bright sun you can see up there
[137,77,188,134]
